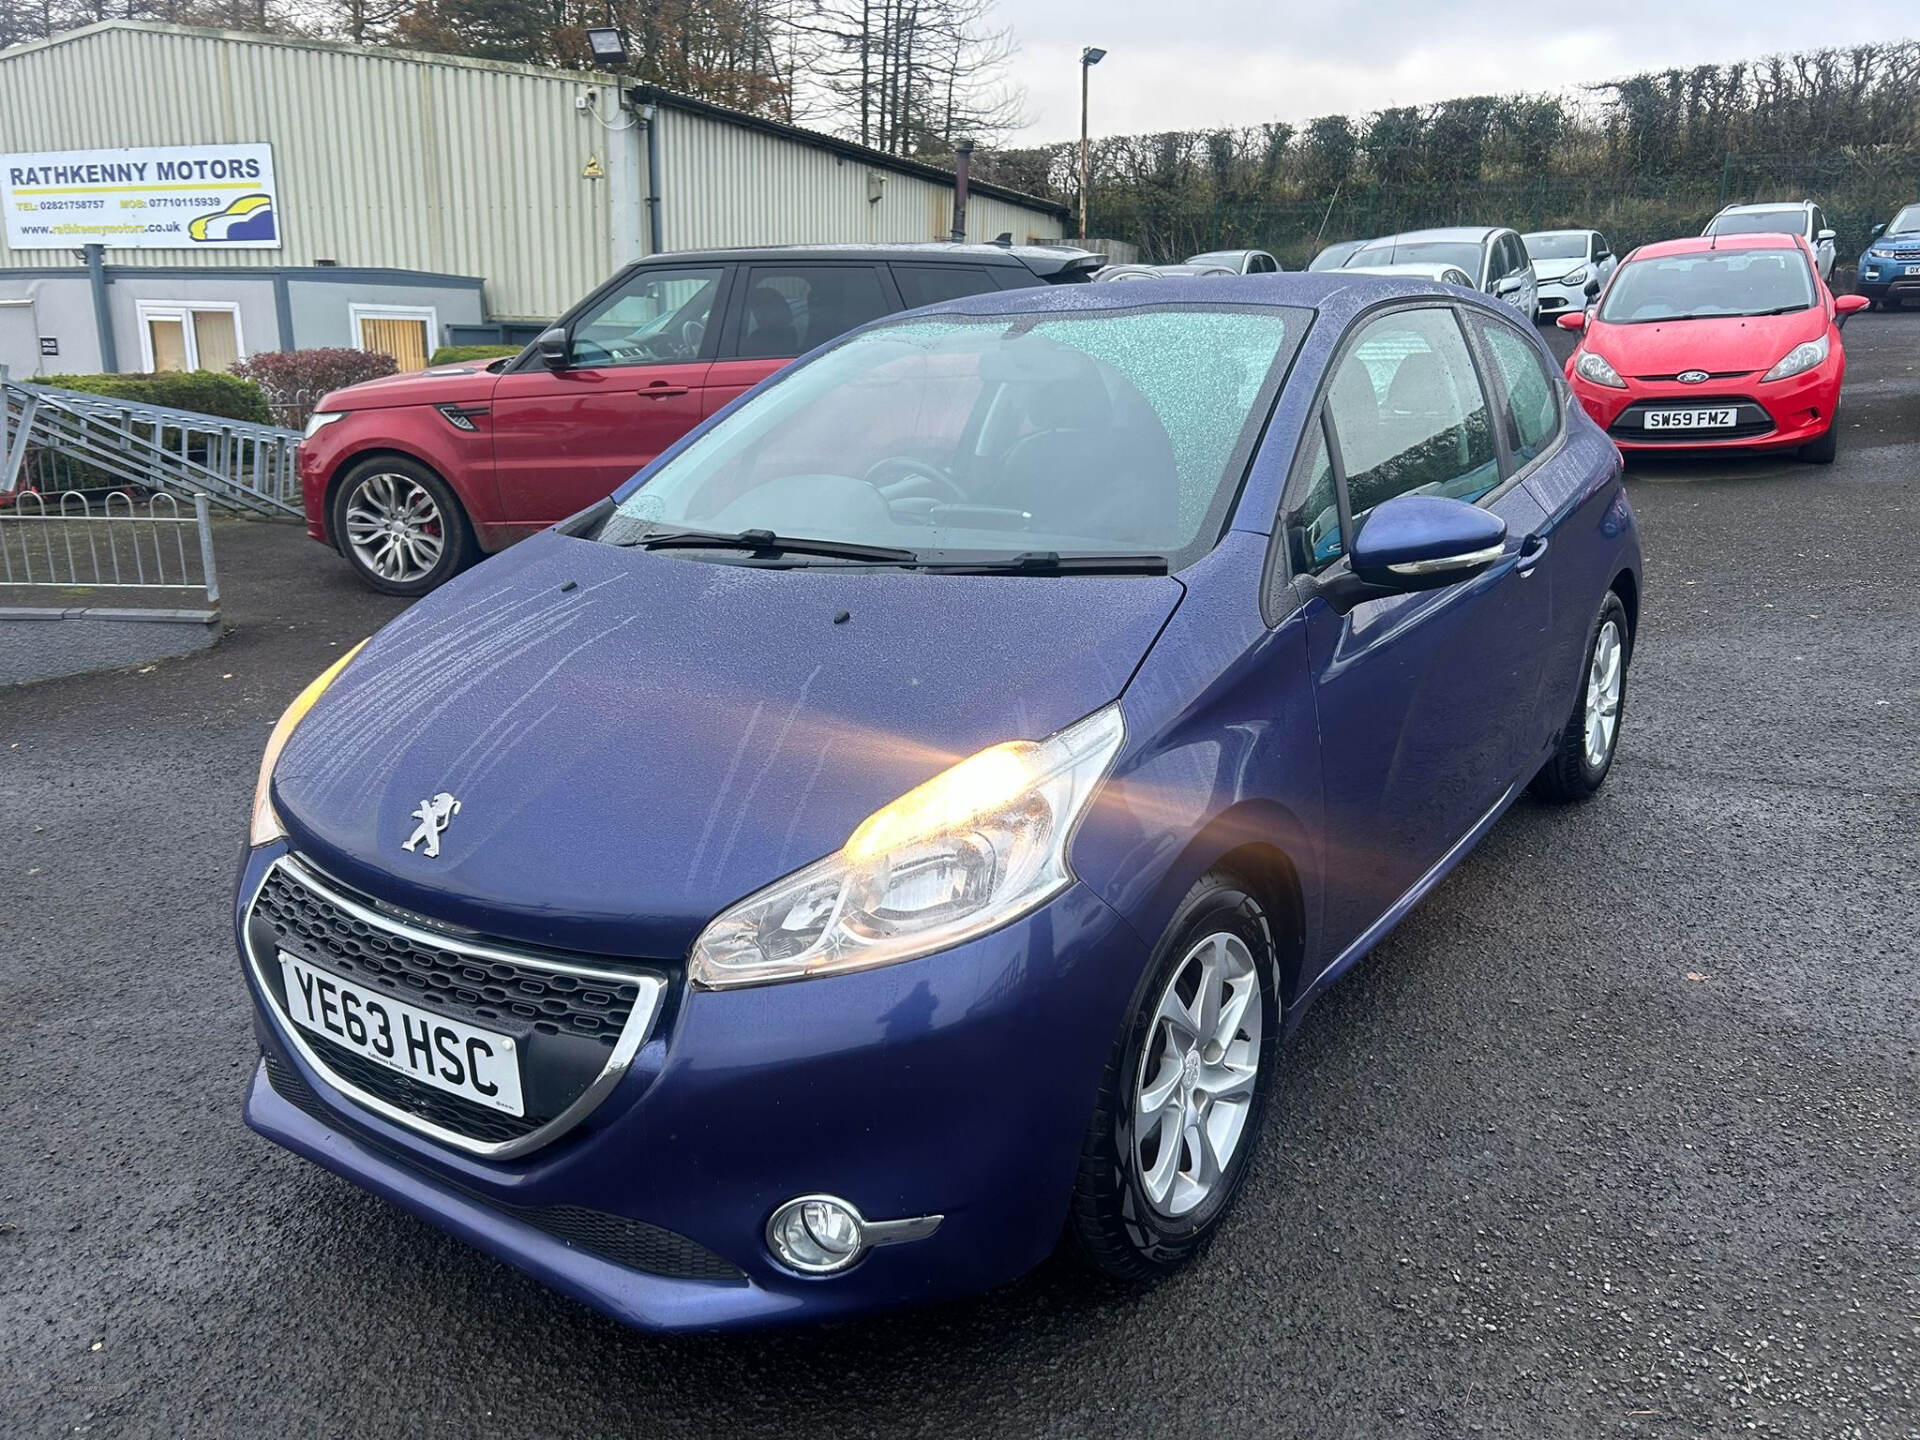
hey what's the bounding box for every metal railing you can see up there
[0,490,219,604]
[1,368,303,518]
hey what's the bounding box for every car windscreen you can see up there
[1597,250,1815,324]
[1187,252,1239,265]
[1307,243,1359,271]
[1349,240,1483,274]
[1523,233,1587,261]
[1887,205,1920,236]
[599,305,1306,570]
[1706,209,1806,237]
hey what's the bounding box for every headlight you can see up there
[250,641,366,847]
[303,411,345,440]
[1574,349,1627,389]
[1560,266,1590,287]
[1762,332,1830,383]
[1869,246,1894,259]
[689,704,1126,989]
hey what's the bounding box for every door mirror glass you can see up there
[1349,494,1507,590]
[535,327,570,370]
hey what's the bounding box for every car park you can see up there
[1702,201,1837,281]
[1523,229,1616,318]
[1307,239,1366,271]
[295,242,1105,596]
[1854,202,1920,307]
[1343,227,1538,318]
[239,273,1641,1334]
[1560,232,1866,462]
[1185,248,1284,274]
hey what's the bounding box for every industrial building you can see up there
[0,22,1067,377]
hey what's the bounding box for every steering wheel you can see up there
[864,456,966,504]
[679,318,706,356]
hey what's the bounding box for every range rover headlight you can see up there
[689,704,1126,989]
[249,641,366,847]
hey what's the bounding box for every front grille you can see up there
[247,857,664,1152]
[1609,394,1776,444]
[261,1052,744,1284]
[1630,370,1752,383]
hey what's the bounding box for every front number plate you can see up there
[1644,408,1736,430]
[1904,264,1920,275]
[277,952,525,1115]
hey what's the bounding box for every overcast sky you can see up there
[1001,5,1913,145]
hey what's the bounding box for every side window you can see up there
[1251,253,1275,274]
[1475,317,1561,465]
[1507,235,1528,273]
[736,264,893,360]
[1286,417,1342,572]
[893,264,1004,309]
[569,266,723,368]
[1590,233,1605,262]
[1326,307,1501,526]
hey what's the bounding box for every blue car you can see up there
[1855,202,1920,308]
[238,274,1642,1332]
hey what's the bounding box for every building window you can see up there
[136,301,244,373]
[350,304,438,372]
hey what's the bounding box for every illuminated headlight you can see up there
[303,411,346,440]
[250,641,365,847]
[1574,349,1627,389]
[1560,266,1590,287]
[689,704,1125,989]
[1762,332,1830,383]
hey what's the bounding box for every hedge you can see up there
[428,344,522,366]
[231,348,399,427]
[39,370,272,425]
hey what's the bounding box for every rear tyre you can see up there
[1531,591,1630,803]
[1067,869,1281,1281]
[1800,414,1840,465]
[330,457,478,596]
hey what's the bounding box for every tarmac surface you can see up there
[3,315,1916,1437]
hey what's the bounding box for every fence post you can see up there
[1718,152,1735,210]
[194,492,219,605]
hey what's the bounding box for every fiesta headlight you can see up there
[1560,266,1590,287]
[1574,348,1627,389]
[302,411,345,440]
[249,641,366,847]
[688,704,1126,989]
[1762,332,1829,383]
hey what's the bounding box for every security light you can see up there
[1081,47,1106,65]
[585,28,628,68]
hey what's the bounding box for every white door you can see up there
[0,301,40,378]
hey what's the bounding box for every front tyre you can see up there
[1068,870,1280,1280]
[1531,590,1630,802]
[1800,411,1840,465]
[331,457,477,596]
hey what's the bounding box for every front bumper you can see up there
[1568,362,1839,452]
[236,842,1151,1331]
[1854,257,1920,301]
[1535,276,1599,315]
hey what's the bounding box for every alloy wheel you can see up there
[343,472,446,584]
[1584,618,1624,769]
[1132,931,1263,1218]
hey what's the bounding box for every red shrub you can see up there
[231,348,398,427]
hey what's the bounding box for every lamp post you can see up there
[1080,47,1105,243]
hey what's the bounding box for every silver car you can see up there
[1522,229,1617,320]
[1343,226,1538,318]
[1184,248,1283,274]
[1703,201,1837,282]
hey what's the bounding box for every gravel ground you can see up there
[2,316,1915,1439]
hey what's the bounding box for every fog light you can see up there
[765,1195,946,1276]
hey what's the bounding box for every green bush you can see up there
[428,344,521,366]
[38,370,272,425]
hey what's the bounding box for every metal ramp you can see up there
[1,369,304,517]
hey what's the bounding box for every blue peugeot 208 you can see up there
[238,273,1641,1332]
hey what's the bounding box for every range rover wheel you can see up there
[331,457,477,596]
[1531,590,1630,802]
[1068,869,1280,1280]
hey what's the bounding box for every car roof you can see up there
[1357,226,1503,245]
[1632,232,1804,260]
[629,241,1097,267]
[1522,229,1595,239]
[1718,201,1813,214]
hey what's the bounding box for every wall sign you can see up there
[1,143,280,251]
[39,336,57,356]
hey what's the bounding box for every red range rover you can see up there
[299,243,1103,593]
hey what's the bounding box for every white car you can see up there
[1343,226,1538,318]
[1703,201,1836,281]
[1522,229,1616,321]
[1184,248,1283,274]
[1338,262,1478,289]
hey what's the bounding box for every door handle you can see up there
[1516,534,1550,574]
[637,385,689,399]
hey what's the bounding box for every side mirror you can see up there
[1557,311,1589,332]
[1871,223,1886,239]
[1817,228,1837,243]
[535,327,571,370]
[1835,293,1870,327]
[1584,279,1601,297]
[1346,495,1507,597]
[1595,250,1612,263]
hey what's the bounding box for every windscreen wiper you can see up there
[929,551,1172,575]
[620,527,920,565]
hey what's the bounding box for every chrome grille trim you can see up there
[243,852,667,1160]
